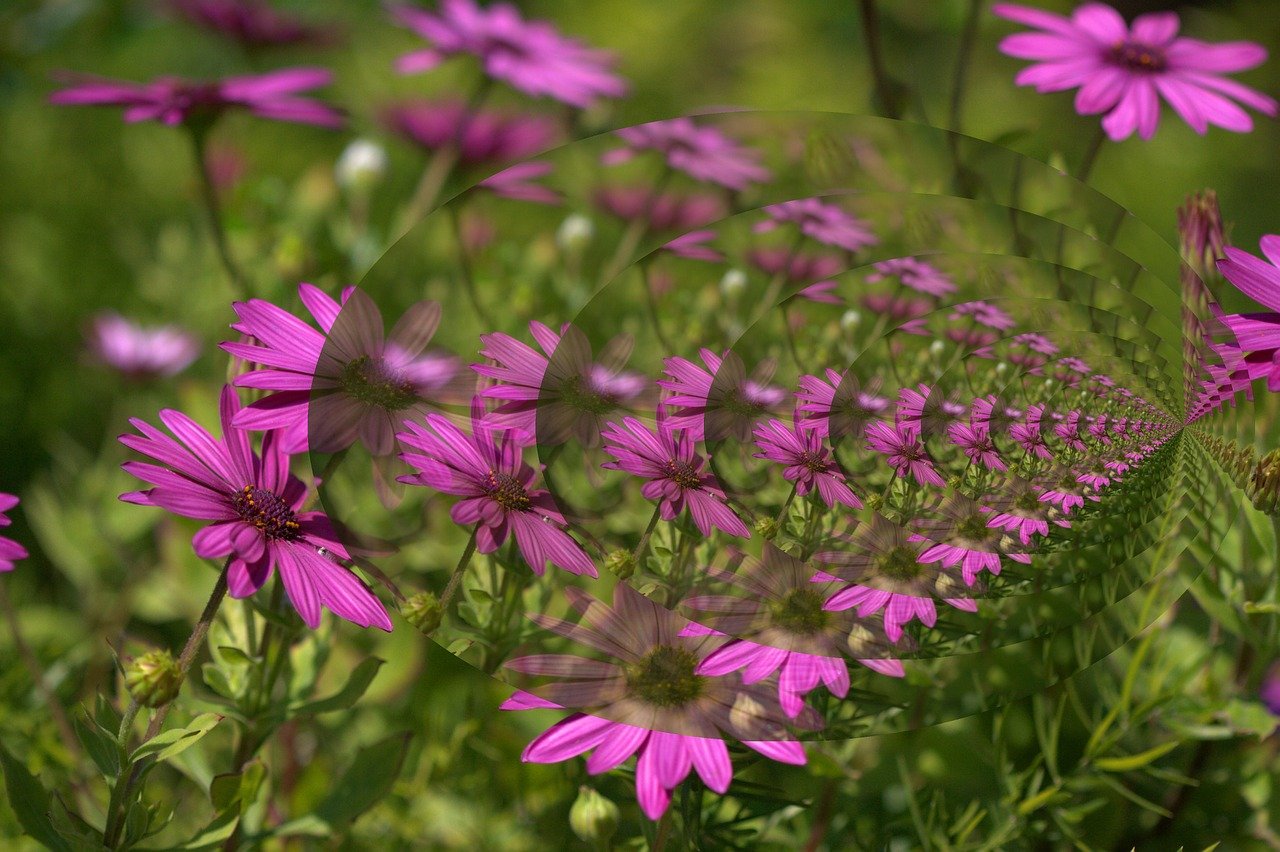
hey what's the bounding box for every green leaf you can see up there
[130,713,223,763]
[201,663,238,700]
[313,732,412,829]
[1225,699,1279,739]
[289,657,384,716]
[0,744,73,852]
[215,646,255,667]
[73,708,123,779]
[137,810,240,851]
[209,761,266,817]
[1094,740,1181,772]
[1017,785,1064,815]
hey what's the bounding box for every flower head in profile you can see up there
[1053,410,1088,452]
[170,0,336,49]
[594,186,725,232]
[50,67,344,128]
[816,514,977,643]
[478,161,560,204]
[1216,235,1280,391]
[753,417,862,509]
[914,493,1031,585]
[659,349,786,442]
[683,545,903,717]
[1010,405,1054,460]
[473,321,647,446]
[864,421,946,487]
[119,387,392,630]
[600,415,750,539]
[222,284,458,456]
[87,312,199,379]
[981,476,1071,545]
[502,584,810,820]
[0,494,29,573]
[993,2,1276,141]
[390,0,626,109]
[795,369,890,439]
[397,407,597,577]
[867,257,956,298]
[381,99,558,166]
[605,119,771,191]
[754,198,878,253]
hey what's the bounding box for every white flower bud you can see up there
[719,269,747,299]
[335,139,387,192]
[556,213,594,252]
[840,309,862,332]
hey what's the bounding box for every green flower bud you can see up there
[603,549,637,580]
[569,786,619,847]
[401,591,444,634]
[1249,450,1280,515]
[125,650,183,708]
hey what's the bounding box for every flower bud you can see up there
[603,549,637,580]
[754,517,780,540]
[929,339,946,358]
[335,139,388,193]
[719,269,747,300]
[401,591,444,634]
[569,786,619,847]
[1249,449,1280,515]
[840,309,862,332]
[125,650,183,708]
[556,214,594,252]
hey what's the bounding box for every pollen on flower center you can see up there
[338,355,418,411]
[879,544,923,582]
[484,470,532,511]
[798,450,830,474]
[233,485,301,541]
[1108,40,1168,73]
[625,645,704,708]
[664,459,703,489]
[770,588,829,635]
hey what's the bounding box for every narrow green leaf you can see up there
[73,709,123,779]
[289,657,384,716]
[0,744,73,852]
[1095,740,1180,772]
[130,714,223,763]
[215,646,255,667]
[1017,785,1063,815]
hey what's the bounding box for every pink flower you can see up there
[0,494,29,572]
[391,0,626,109]
[600,416,750,538]
[993,2,1276,141]
[867,257,956,297]
[397,408,597,577]
[606,118,771,191]
[662,230,724,262]
[659,349,786,442]
[478,161,560,204]
[119,387,392,630]
[947,421,1007,472]
[754,198,878,253]
[87,312,199,379]
[752,417,862,509]
[915,494,1032,585]
[1216,235,1280,391]
[169,0,336,48]
[50,67,344,128]
[864,421,946,487]
[982,477,1070,545]
[594,186,725,232]
[1010,405,1054,460]
[502,584,808,820]
[1053,411,1087,452]
[950,300,1016,331]
[380,99,558,165]
[795,369,890,439]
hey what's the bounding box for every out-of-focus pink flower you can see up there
[88,312,199,379]
[605,118,771,191]
[170,0,337,49]
[0,495,29,573]
[754,198,878,253]
[381,99,557,166]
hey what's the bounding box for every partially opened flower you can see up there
[754,198,878,253]
[1053,410,1088,452]
[1036,468,1101,514]
[605,119,771,191]
[993,2,1276,141]
[390,0,626,109]
[683,544,902,718]
[1010,405,1054,460]
[473,321,647,446]
[659,349,786,442]
[864,421,946,487]
[950,300,1016,331]
[816,514,976,643]
[981,475,1071,545]
[0,494,29,572]
[87,312,199,379]
[119,387,392,630]
[897,384,967,439]
[502,583,810,820]
[397,407,597,577]
[795,369,890,439]
[1216,235,1280,391]
[478,161,561,204]
[752,417,862,509]
[222,284,457,455]
[600,415,750,538]
[50,67,344,128]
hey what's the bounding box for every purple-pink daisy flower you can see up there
[864,421,946,487]
[1216,235,1280,391]
[795,369,890,439]
[119,387,392,630]
[50,67,344,128]
[993,2,1276,141]
[947,421,1007,472]
[658,349,786,442]
[397,408,597,577]
[0,494,29,572]
[867,257,957,298]
[170,0,336,49]
[87,312,200,379]
[752,417,862,509]
[754,198,879,253]
[605,118,771,191]
[600,416,750,539]
[381,99,558,166]
[390,0,626,109]
[914,494,1031,586]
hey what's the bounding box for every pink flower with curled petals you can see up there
[947,421,1007,472]
[119,387,391,631]
[796,369,890,439]
[993,2,1276,141]
[501,584,809,820]
[867,257,956,298]
[170,0,336,49]
[50,67,344,128]
[397,407,597,577]
[752,417,862,510]
[600,415,750,539]
[0,494,29,573]
[380,99,558,166]
[390,0,626,109]
[754,198,878,253]
[659,349,786,443]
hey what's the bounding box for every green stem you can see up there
[857,0,903,119]
[632,504,663,565]
[190,129,248,299]
[440,527,480,612]
[948,0,985,135]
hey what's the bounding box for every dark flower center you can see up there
[957,512,991,542]
[770,588,830,635]
[233,485,301,541]
[558,374,614,416]
[338,355,418,411]
[798,451,830,474]
[665,459,704,489]
[483,470,532,511]
[1014,492,1043,513]
[879,544,922,581]
[1109,40,1168,73]
[720,387,765,417]
[626,645,704,708]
